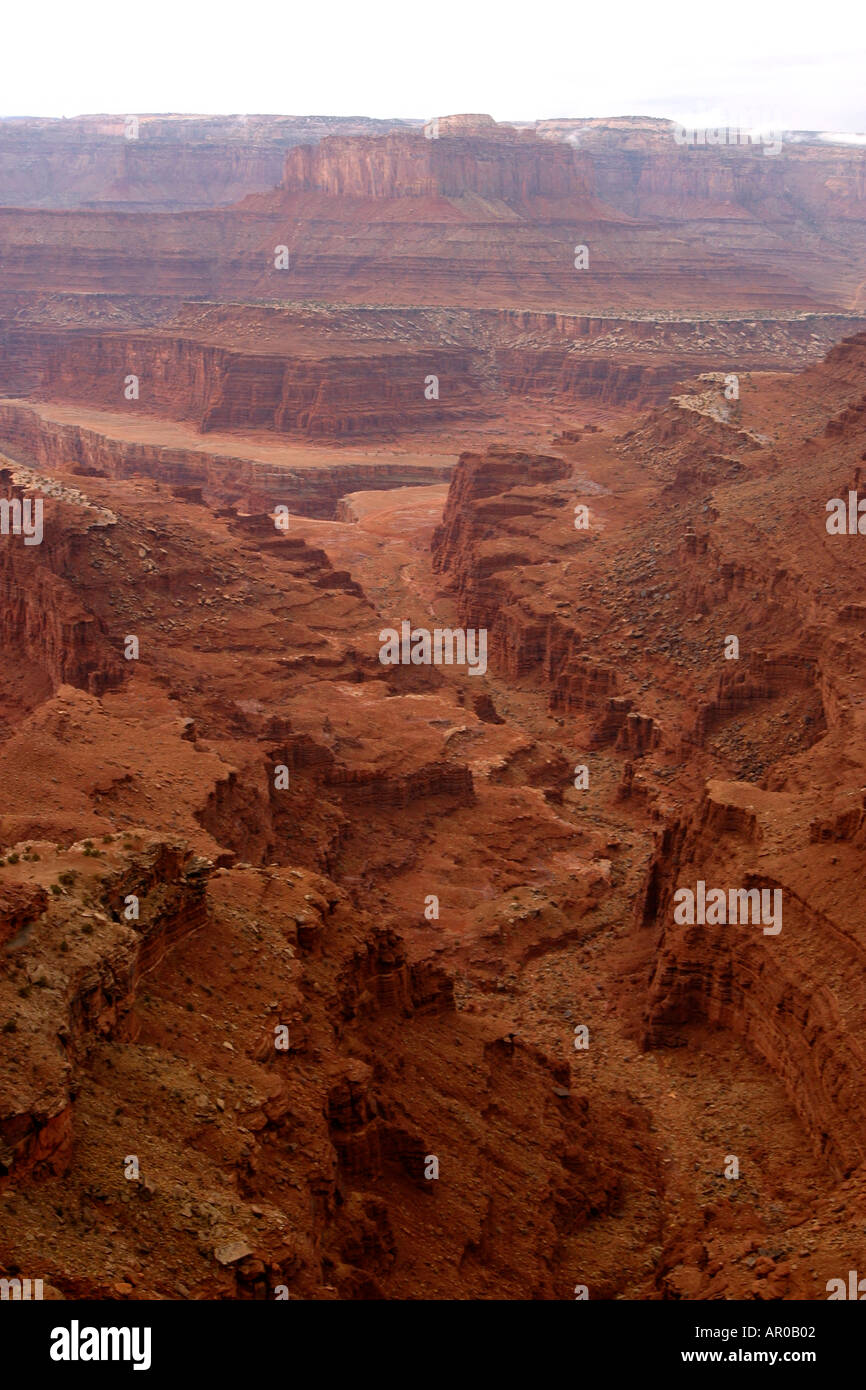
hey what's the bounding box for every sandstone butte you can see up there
[0,111,865,1301]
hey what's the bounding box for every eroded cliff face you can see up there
[3,305,864,449]
[0,329,484,439]
[426,332,866,1294]
[0,839,210,1179]
[636,779,866,1180]
[280,125,595,200]
[1,825,639,1299]
[0,457,121,695]
[0,401,455,514]
[0,446,654,1300]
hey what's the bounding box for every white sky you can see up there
[4,0,865,131]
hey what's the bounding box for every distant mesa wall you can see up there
[4,113,865,225]
[280,126,595,201]
[0,114,420,210]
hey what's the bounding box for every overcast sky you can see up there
[4,0,865,132]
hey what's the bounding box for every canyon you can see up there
[1,112,866,1301]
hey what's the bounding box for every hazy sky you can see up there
[5,0,865,131]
